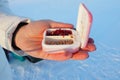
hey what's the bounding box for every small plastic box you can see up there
[42,3,93,53]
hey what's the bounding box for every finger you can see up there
[50,21,73,28]
[44,51,72,61]
[72,51,89,60]
[81,43,96,52]
[27,50,72,61]
[88,38,94,43]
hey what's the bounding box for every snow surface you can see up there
[10,41,120,80]
[8,0,120,80]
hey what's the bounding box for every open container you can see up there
[42,3,93,53]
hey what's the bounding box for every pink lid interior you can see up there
[76,3,93,48]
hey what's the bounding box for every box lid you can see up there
[76,3,93,48]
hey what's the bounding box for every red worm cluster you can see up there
[46,29,72,36]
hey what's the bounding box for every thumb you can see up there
[49,21,73,28]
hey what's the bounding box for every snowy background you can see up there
[8,0,120,80]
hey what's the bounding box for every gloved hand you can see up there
[14,20,96,61]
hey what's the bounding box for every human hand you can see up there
[15,20,96,61]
